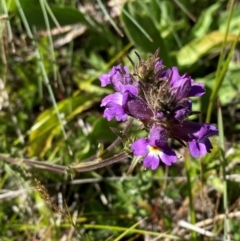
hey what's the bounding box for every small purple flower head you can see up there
[100,92,128,121]
[171,121,218,158]
[99,49,218,167]
[131,125,177,169]
[100,65,139,122]
[189,82,205,97]
[164,67,206,99]
[188,124,218,158]
[169,68,192,100]
[99,65,130,87]
[99,64,138,95]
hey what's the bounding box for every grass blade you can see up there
[15,0,67,140]
[96,0,124,37]
[206,0,237,122]
[217,100,230,240]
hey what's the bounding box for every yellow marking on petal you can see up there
[148,145,161,154]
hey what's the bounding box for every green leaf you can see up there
[11,0,89,29]
[219,4,240,34]
[176,31,240,68]
[196,63,240,107]
[189,2,221,39]
[28,94,100,157]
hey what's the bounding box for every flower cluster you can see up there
[99,50,218,170]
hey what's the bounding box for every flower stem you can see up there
[0,118,133,174]
[0,152,129,174]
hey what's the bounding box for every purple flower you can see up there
[99,65,130,87]
[99,65,138,94]
[188,124,218,158]
[100,65,139,121]
[169,69,192,100]
[164,67,206,98]
[153,67,205,123]
[100,92,128,121]
[189,81,205,97]
[99,50,218,165]
[131,125,177,169]
[171,121,218,158]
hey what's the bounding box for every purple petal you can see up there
[101,92,123,107]
[99,74,111,87]
[156,111,165,120]
[110,65,133,92]
[99,65,135,93]
[173,100,192,122]
[201,138,213,153]
[189,138,213,158]
[165,68,205,99]
[103,102,127,121]
[189,83,205,97]
[188,141,202,158]
[131,138,149,156]
[198,124,218,140]
[172,121,205,142]
[171,77,191,100]
[198,125,210,140]
[160,146,177,165]
[188,123,216,158]
[155,59,163,70]
[188,141,209,158]
[121,84,138,96]
[207,124,218,137]
[169,67,181,84]
[149,125,168,146]
[143,154,160,170]
[174,108,189,122]
[161,69,169,80]
[154,60,164,77]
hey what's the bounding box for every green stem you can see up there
[184,152,197,240]
[218,100,230,240]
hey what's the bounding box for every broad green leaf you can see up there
[28,94,100,157]
[196,63,240,107]
[176,31,239,67]
[189,2,221,39]
[88,118,117,143]
[10,0,89,29]
[219,4,240,34]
